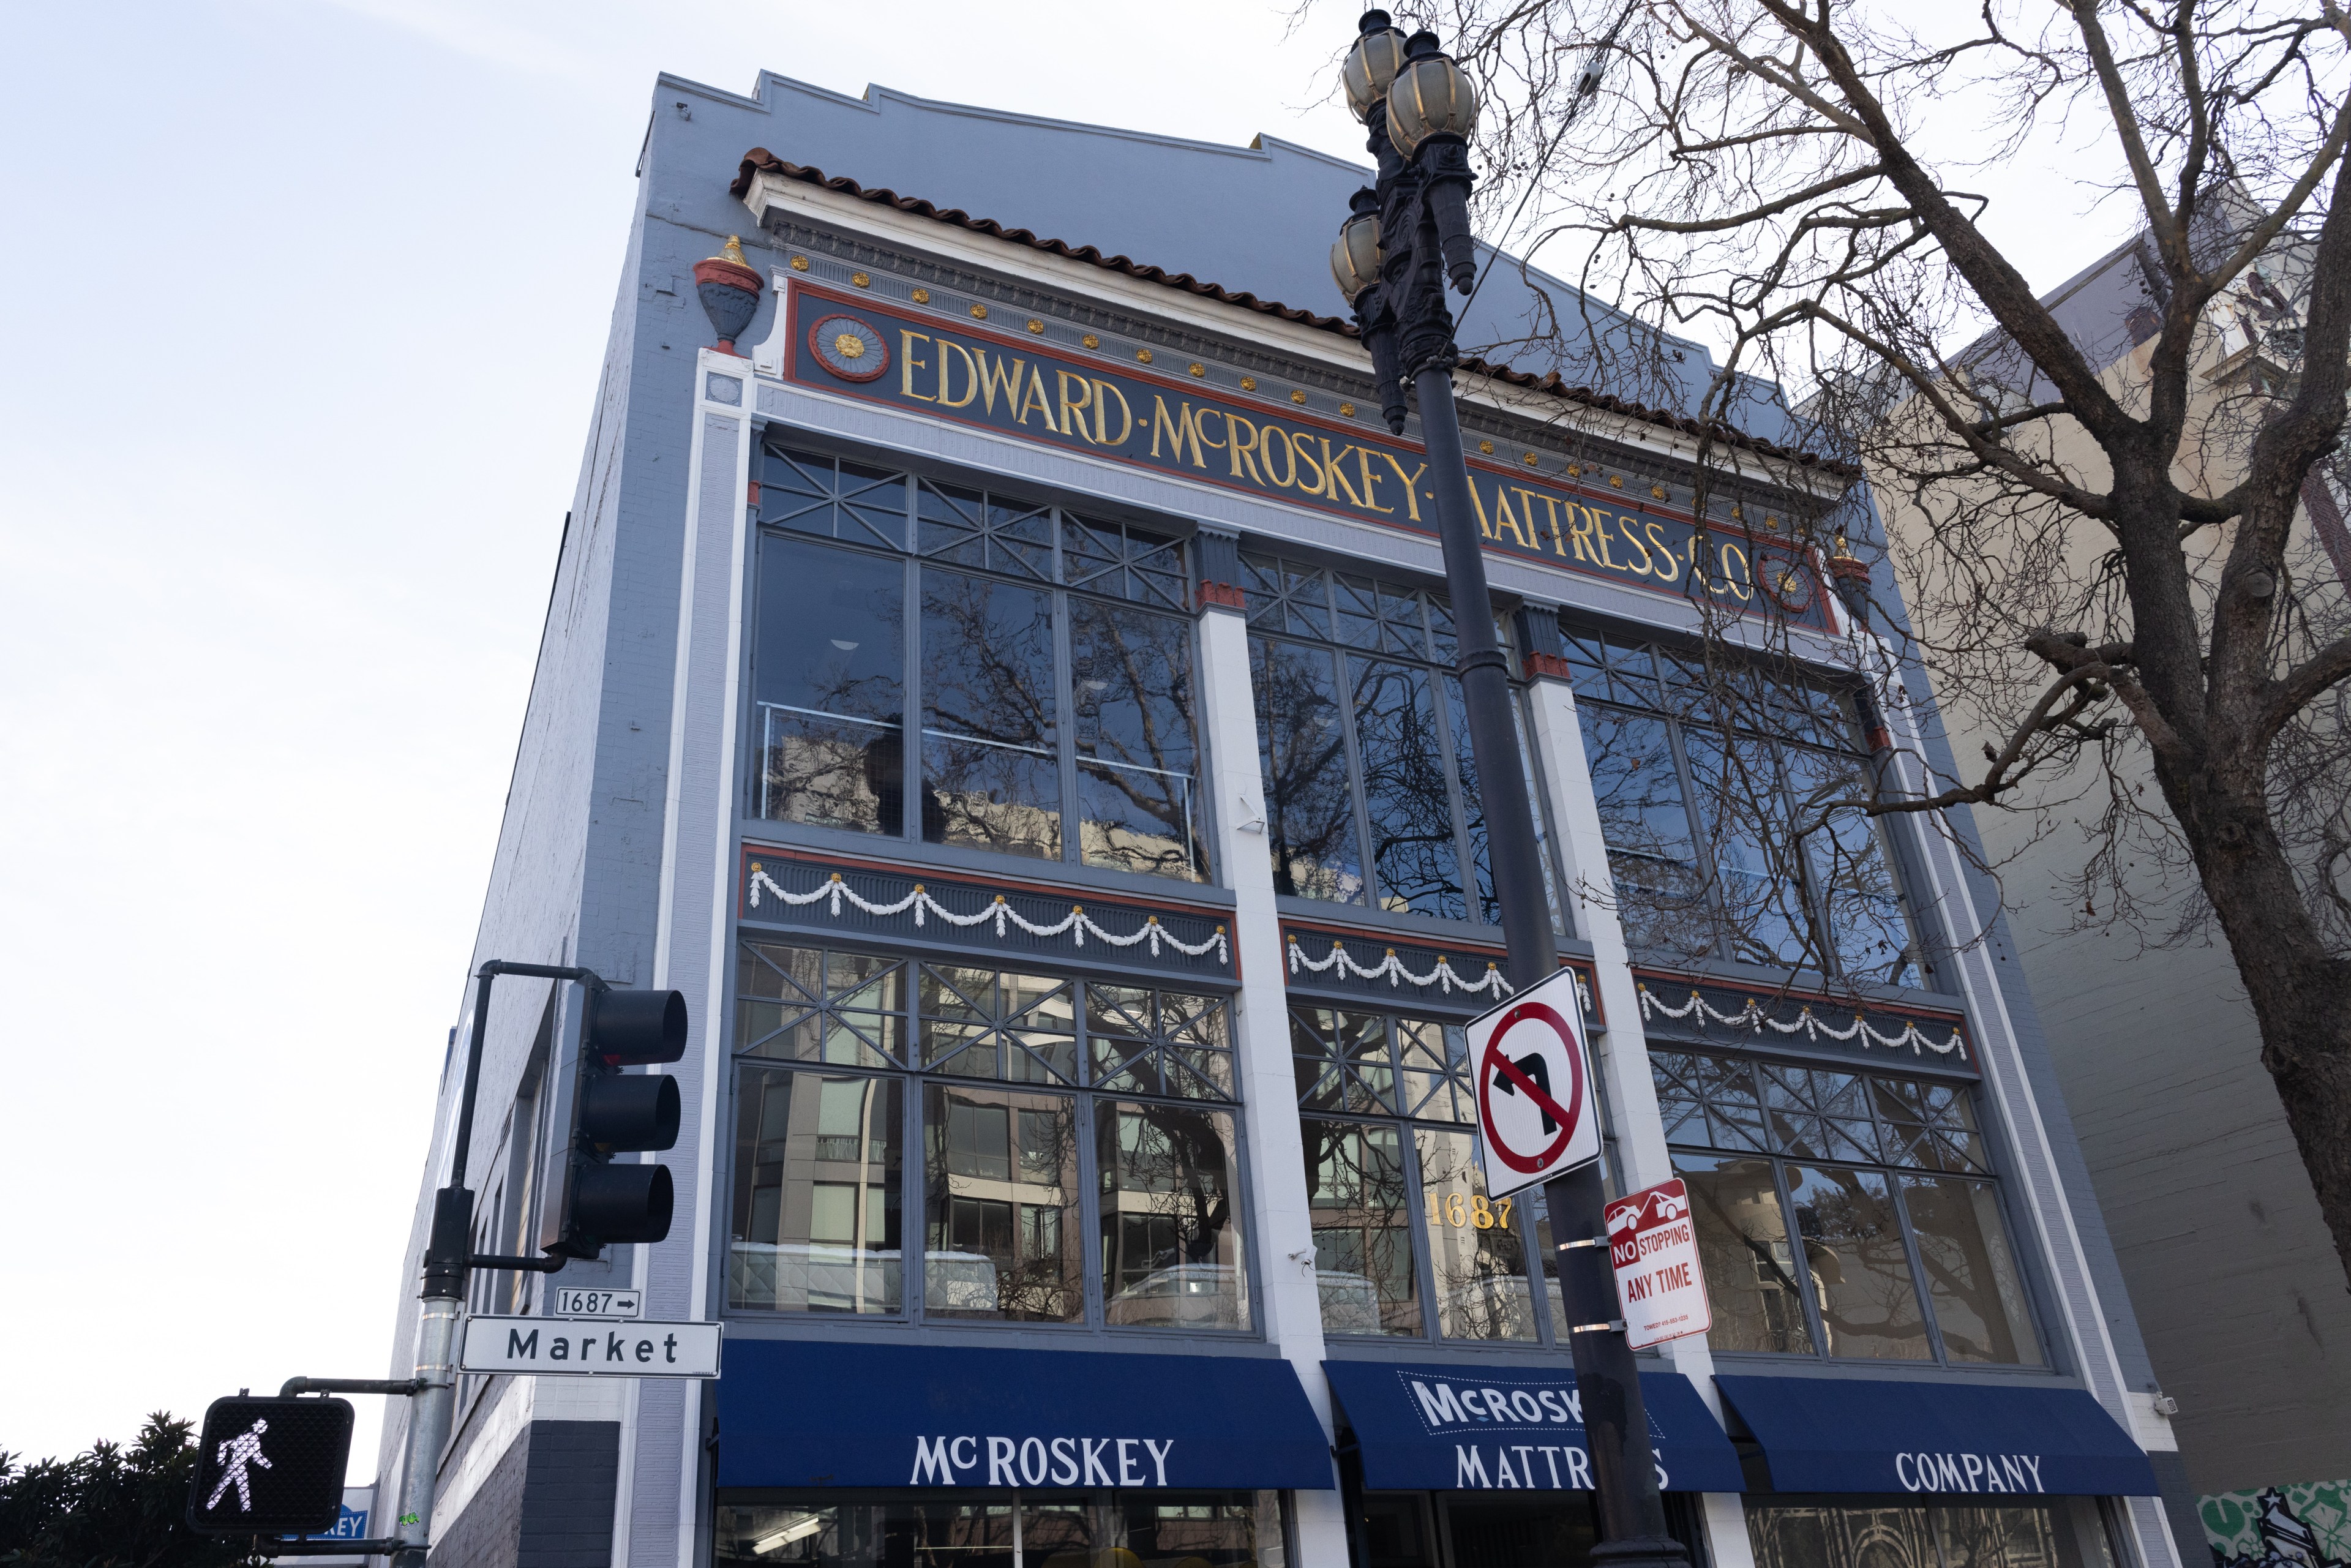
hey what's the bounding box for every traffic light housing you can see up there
[544,986,688,1259]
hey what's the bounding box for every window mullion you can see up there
[1075,1082,1106,1330]
[903,1029,928,1324]
[1768,1153,1829,1359]
[902,553,922,841]
[1399,1121,1444,1345]
[1659,716,1733,964]
[1333,647,1381,911]
[1779,745,1838,977]
[1430,667,1482,927]
[1886,1166,1952,1365]
[1053,572,1081,865]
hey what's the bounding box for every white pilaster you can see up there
[1523,666,1744,1559]
[1193,595,1351,1567]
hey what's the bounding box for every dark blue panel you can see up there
[1322,1360,1741,1494]
[715,1340,1334,1490]
[1715,1375,2157,1497]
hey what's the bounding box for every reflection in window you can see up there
[918,966,1078,1085]
[1673,1150,1814,1354]
[1786,747,1918,983]
[753,446,1204,885]
[921,569,1060,860]
[1243,551,1567,931]
[1294,1004,1566,1346]
[1070,598,1202,879]
[1251,638,1363,904]
[715,1494,1288,1568]
[1441,672,1499,924]
[1301,1118,1419,1335]
[1900,1174,2042,1365]
[1745,1502,2111,1568]
[1416,1127,1537,1341]
[1579,707,1712,959]
[1352,656,1465,920]
[1087,985,1234,1101]
[1292,1008,1473,1122]
[737,942,905,1070]
[754,536,904,834]
[923,1085,1082,1322]
[1564,624,1921,984]
[1651,1049,2039,1365]
[1785,1164,1932,1360]
[1097,1101,1249,1329]
[1683,727,1814,968]
[729,1066,902,1313]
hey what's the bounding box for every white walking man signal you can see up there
[206,1417,272,1511]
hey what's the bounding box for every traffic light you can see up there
[186,1395,352,1536]
[544,987,688,1259]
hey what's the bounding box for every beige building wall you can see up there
[1870,245,2351,1495]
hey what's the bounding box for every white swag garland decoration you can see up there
[1637,984,1965,1056]
[746,864,1230,964]
[1284,935,1519,1003]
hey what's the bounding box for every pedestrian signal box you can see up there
[186,1395,353,1536]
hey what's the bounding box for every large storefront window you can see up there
[1246,553,1565,931]
[714,1492,1287,1567]
[1747,1501,2113,1568]
[1652,1049,2042,1365]
[730,939,1250,1330]
[752,445,1205,883]
[1296,1005,1573,1345]
[1564,628,1919,983]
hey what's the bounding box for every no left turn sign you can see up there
[1469,967,1601,1199]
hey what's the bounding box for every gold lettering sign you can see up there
[792,283,1822,623]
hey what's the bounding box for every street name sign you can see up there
[461,1316,722,1378]
[186,1395,353,1536]
[552,1286,643,1319]
[1469,967,1600,1199]
[1605,1178,1712,1349]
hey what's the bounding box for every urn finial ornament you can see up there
[692,234,765,357]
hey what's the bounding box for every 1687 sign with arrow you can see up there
[1468,967,1601,1199]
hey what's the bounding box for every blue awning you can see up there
[1323,1360,1743,1494]
[1715,1375,2157,1497]
[715,1339,1335,1491]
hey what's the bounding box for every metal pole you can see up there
[1380,62,1689,1568]
[389,961,598,1568]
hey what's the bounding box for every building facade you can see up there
[1869,224,2351,1514]
[375,69,2199,1568]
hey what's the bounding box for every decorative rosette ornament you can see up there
[807,315,889,381]
[692,235,764,356]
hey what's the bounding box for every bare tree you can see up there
[1329,2,2351,1285]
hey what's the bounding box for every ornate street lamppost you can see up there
[1331,16,1690,1568]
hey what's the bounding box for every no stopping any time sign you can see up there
[1469,967,1601,1199]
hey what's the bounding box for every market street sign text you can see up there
[784,282,1828,626]
[460,1316,722,1378]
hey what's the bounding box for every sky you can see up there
[0,0,2142,1479]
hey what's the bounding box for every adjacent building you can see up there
[373,67,2200,1568]
[1869,215,2351,1522]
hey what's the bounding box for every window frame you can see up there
[1243,550,1570,932]
[746,442,1211,887]
[1651,1045,2047,1369]
[722,936,1261,1340]
[1292,1003,1567,1350]
[1564,622,1924,985]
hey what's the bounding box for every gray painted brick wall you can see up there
[427,1420,621,1568]
[520,1421,624,1568]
